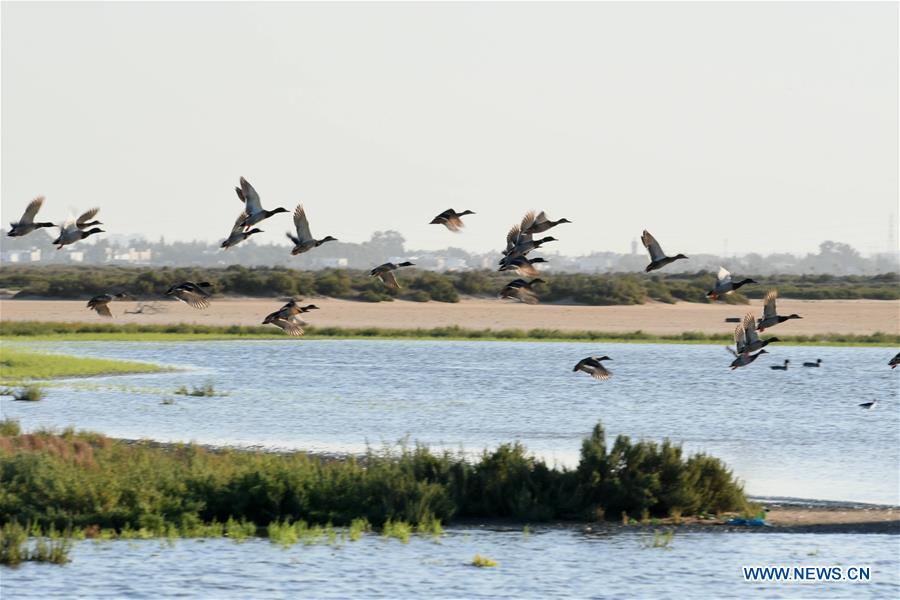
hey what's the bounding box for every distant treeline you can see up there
[1,265,897,304]
[0,421,746,529]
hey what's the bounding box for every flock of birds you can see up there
[7,181,900,400]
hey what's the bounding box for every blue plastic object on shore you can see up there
[726,517,770,527]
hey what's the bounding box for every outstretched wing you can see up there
[239,177,263,214]
[93,303,113,318]
[725,346,738,358]
[520,211,537,233]
[176,290,210,310]
[76,207,100,227]
[763,289,778,319]
[230,212,248,235]
[716,267,733,286]
[742,312,760,344]
[733,323,747,353]
[293,205,312,241]
[273,316,304,337]
[378,270,400,289]
[589,363,612,380]
[20,197,45,224]
[641,230,665,262]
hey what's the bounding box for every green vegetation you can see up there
[646,530,674,549]
[4,384,46,402]
[1,522,72,566]
[2,321,896,346]
[0,421,746,538]
[3,265,897,304]
[0,348,164,383]
[471,554,498,568]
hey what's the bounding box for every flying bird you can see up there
[573,356,613,380]
[52,209,105,249]
[498,256,547,278]
[234,177,289,228]
[727,321,769,369]
[286,205,337,255]
[165,281,213,310]
[499,278,544,304]
[641,230,687,272]
[521,211,571,235]
[889,352,900,369]
[7,197,54,237]
[756,289,802,332]
[262,300,312,336]
[735,313,780,354]
[430,209,475,232]
[221,212,263,249]
[706,267,756,301]
[86,293,132,318]
[501,224,557,262]
[370,262,415,289]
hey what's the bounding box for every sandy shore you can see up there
[1,297,898,336]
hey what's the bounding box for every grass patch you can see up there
[1,384,46,401]
[471,554,498,568]
[0,422,747,536]
[1,321,896,346]
[0,522,72,566]
[0,347,164,383]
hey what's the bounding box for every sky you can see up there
[1,2,897,257]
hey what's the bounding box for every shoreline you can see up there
[1,298,898,338]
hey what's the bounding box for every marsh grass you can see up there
[1,321,896,346]
[0,422,747,538]
[0,347,164,383]
[1,522,72,566]
[471,554,498,568]
[645,530,674,549]
[1,384,46,401]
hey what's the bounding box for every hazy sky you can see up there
[2,2,897,256]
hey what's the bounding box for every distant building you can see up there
[0,249,42,263]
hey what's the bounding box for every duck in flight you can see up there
[52,208,105,249]
[430,209,475,232]
[234,177,289,229]
[521,211,571,235]
[8,197,54,237]
[756,289,802,331]
[735,313,780,354]
[573,355,613,380]
[501,223,557,262]
[87,293,132,318]
[286,204,337,255]
[498,256,547,278]
[262,300,311,336]
[888,352,899,369]
[706,267,756,301]
[165,281,213,310]
[726,321,769,369]
[370,262,415,289]
[221,212,263,249]
[498,278,544,305]
[641,230,687,272]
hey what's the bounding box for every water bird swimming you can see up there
[430,209,475,232]
[756,289,802,331]
[52,208,105,249]
[86,293,132,318]
[521,211,571,234]
[165,281,213,310]
[707,267,756,301]
[735,312,780,354]
[370,262,415,289]
[234,177,289,228]
[858,399,878,410]
[221,212,262,249]
[641,230,687,272]
[286,204,337,255]
[770,359,790,371]
[8,196,54,237]
[889,353,900,369]
[573,356,613,380]
[802,359,822,368]
[498,278,544,304]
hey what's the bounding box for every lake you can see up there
[2,528,899,598]
[1,340,898,504]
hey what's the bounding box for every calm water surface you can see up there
[2,340,898,504]
[2,529,898,599]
